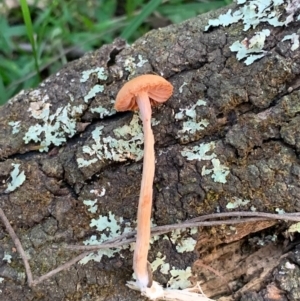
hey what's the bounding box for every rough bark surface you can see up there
[1,2,300,301]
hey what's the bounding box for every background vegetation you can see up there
[0,0,232,105]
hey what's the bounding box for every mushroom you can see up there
[115,74,173,290]
[115,75,214,301]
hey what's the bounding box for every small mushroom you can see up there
[115,74,173,290]
[115,75,213,301]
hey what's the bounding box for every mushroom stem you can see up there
[133,91,155,289]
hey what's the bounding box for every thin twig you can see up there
[0,208,33,286]
[29,212,300,286]
[1,209,300,287]
[65,217,266,251]
[65,211,300,251]
[186,211,300,223]
[31,251,91,286]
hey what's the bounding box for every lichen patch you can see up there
[24,103,83,152]
[77,114,144,168]
[5,163,26,193]
[205,0,299,65]
[175,99,209,139]
[181,142,230,183]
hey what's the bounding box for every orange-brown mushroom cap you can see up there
[115,74,173,111]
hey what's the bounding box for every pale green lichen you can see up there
[67,92,74,102]
[77,114,144,168]
[5,163,26,193]
[3,252,12,263]
[285,261,296,269]
[91,105,115,118]
[90,211,120,232]
[81,67,107,103]
[151,252,170,275]
[169,228,197,253]
[175,99,206,120]
[80,67,108,83]
[83,199,98,213]
[84,84,104,103]
[175,99,209,138]
[113,114,142,139]
[181,142,216,161]
[70,105,85,117]
[190,228,198,235]
[229,226,237,233]
[79,235,120,264]
[149,229,197,289]
[271,234,277,242]
[205,0,286,32]
[28,100,51,119]
[205,0,296,65]
[124,57,136,73]
[205,9,243,31]
[176,237,197,253]
[136,54,148,67]
[249,234,278,246]
[8,121,21,134]
[168,267,193,289]
[151,118,160,126]
[275,208,285,214]
[181,142,230,183]
[178,82,188,93]
[226,197,250,209]
[124,55,148,76]
[282,33,300,51]
[288,222,300,233]
[230,29,271,65]
[80,212,132,264]
[136,259,195,290]
[77,158,98,168]
[28,89,41,98]
[160,262,171,275]
[24,102,80,152]
[202,158,230,183]
[170,229,183,244]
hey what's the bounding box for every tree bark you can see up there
[1,2,300,301]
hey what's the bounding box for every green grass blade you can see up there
[120,0,161,40]
[0,77,8,105]
[20,0,40,79]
